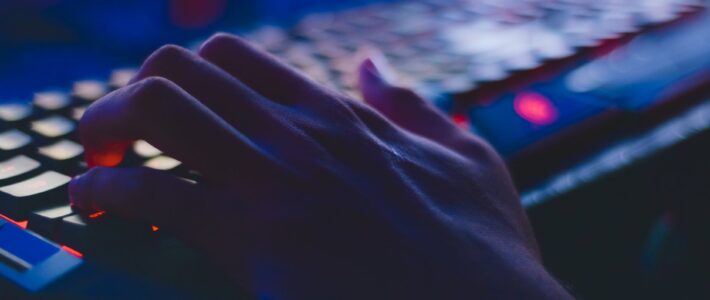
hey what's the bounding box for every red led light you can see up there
[151,225,160,232]
[61,245,83,258]
[452,114,469,128]
[88,211,106,219]
[513,92,558,126]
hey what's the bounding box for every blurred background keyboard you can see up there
[1,0,709,298]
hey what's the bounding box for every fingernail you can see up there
[362,58,384,80]
[362,57,396,89]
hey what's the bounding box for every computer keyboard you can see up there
[239,0,709,187]
[0,70,204,297]
[1,0,709,297]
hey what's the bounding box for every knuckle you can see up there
[128,76,176,114]
[145,44,190,67]
[198,32,241,56]
[386,87,423,104]
[462,136,505,165]
[137,75,173,93]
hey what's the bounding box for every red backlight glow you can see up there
[16,220,28,229]
[513,92,558,126]
[61,245,83,258]
[452,114,469,128]
[88,211,106,219]
[0,213,27,229]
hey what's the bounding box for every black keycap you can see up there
[0,103,33,124]
[0,155,41,184]
[70,106,88,121]
[38,140,84,174]
[108,68,137,89]
[33,91,72,112]
[0,171,71,219]
[38,140,84,162]
[28,205,74,238]
[72,80,108,102]
[144,155,181,171]
[30,116,75,139]
[0,129,32,157]
[59,213,152,253]
[132,140,162,158]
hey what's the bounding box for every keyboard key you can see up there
[108,68,137,89]
[28,205,74,238]
[144,156,181,171]
[72,80,108,102]
[59,213,152,253]
[0,156,41,183]
[470,64,509,82]
[76,161,89,173]
[33,91,72,112]
[133,140,162,158]
[0,130,32,152]
[0,103,32,123]
[31,116,75,138]
[38,140,83,161]
[0,171,71,219]
[71,106,88,121]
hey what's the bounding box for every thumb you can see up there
[69,167,214,236]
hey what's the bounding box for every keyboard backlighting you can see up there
[88,211,106,219]
[60,245,83,258]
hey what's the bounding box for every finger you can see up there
[197,33,332,106]
[358,58,466,148]
[69,167,218,237]
[129,45,286,134]
[80,76,270,181]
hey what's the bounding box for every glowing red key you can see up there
[513,92,558,126]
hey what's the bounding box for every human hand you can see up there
[70,33,570,299]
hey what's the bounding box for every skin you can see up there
[69,33,572,299]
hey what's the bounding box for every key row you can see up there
[0,68,137,125]
[29,205,154,254]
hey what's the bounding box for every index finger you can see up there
[80,77,273,182]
